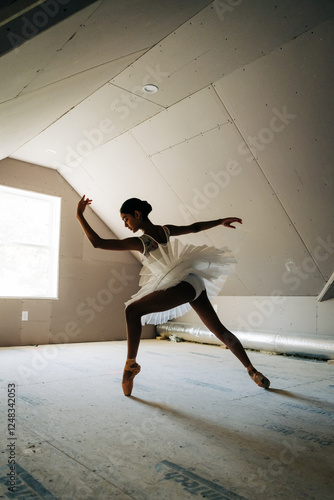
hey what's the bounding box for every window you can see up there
[0,185,61,299]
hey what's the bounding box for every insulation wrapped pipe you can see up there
[156,322,334,360]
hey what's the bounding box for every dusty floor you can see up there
[0,339,333,500]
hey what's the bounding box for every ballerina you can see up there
[77,195,270,396]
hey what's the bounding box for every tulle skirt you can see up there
[125,239,236,325]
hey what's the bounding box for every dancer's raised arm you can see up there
[166,217,242,237]
[76,195,142,252]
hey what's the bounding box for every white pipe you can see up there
[156,322,334,360]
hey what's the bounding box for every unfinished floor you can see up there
[0,339,333,500]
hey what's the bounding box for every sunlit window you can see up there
[0,185,61,299]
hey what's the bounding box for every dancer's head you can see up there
[120,198,152,232]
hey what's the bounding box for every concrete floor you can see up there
[0,339,333,500]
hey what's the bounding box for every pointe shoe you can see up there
[122,359,141,396]
[248,368,270,389]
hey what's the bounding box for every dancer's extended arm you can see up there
[76,195,142,251]
[166,217,242,236]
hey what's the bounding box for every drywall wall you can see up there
[0,158,154,347]
[179,295,334,339]
[3,1,333,303]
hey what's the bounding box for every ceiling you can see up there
[1,0,334,297]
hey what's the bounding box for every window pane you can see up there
[1,192,51,246]
[0,245,50,297]
[0,186,61,298]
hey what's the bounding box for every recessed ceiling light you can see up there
[47,149,57,154]
[143,84,159,93]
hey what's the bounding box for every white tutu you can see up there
[125,239,236,325]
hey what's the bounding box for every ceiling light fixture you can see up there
[143,84,159,93]
[47,149,57,154]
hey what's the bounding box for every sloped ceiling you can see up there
[1,0,334,297]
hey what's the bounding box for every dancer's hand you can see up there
[221,217,242,229]
[77,195,92,217]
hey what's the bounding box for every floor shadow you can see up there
[128,395,261,453]
[267,388,334,408]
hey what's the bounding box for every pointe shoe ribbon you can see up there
[122,358,141,396]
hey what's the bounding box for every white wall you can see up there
[180,295,334,339]
[6,2,334,303]
[1,2,333,348]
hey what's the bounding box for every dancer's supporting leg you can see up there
[190,290,270,388]
[123,281,196,396]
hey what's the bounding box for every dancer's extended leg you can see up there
[190,291,270,388]
[122,281,196,396]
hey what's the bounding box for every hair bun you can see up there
[141,200,152,217]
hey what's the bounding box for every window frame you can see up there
[0,184,61,299]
